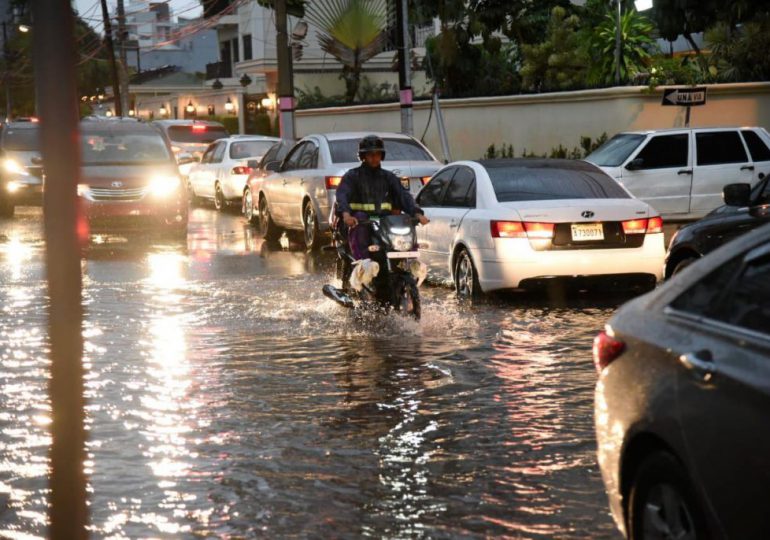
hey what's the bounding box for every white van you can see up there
[586,127,770,221]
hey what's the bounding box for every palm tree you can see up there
[306,0,388,103]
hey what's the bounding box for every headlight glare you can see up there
[77,184,89,197]
[149,175,180,197]
[6,180,21,193]
[4,159,27,176]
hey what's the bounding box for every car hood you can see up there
[80,164,179,188]
[497,198,653,222]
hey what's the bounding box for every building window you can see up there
[232,38,239,63]
[243,34,253,61]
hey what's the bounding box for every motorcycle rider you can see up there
[335,134,430,259]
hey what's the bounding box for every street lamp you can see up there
[159,104,168,116]
[239,74,252,88]
[18,24,30,33]
[224,97,234,113]
[261,96,275,110]
[185,101,195,114]
[212,78,223,90]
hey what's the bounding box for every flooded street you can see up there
[0,207,621,538]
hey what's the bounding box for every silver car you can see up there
[255,132,442,249]
[594,222,770,539]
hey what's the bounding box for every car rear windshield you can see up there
[488,166,630,201]
[329,138,433,163]
[81,132,172,165]
[230,140,276,159]
[1,127,40,151]
[585,133,646,167]
[167,125,229,144]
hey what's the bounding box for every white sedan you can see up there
[188,135,280,211]
[415,159,665,297]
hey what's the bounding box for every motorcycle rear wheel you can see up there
[393,277,421,320]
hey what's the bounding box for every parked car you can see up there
[242,138,294,226]
[0,120,43,217]
[152,119,229,176]
[415,159,665,297]
[665,171,770,278]
[594,222,770,540]
[586,126,770,221]
[256,132,441,249]
[77,120,187,238]
[187,135,280,210]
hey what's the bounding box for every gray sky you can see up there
[73,0,204,31]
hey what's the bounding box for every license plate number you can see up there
[571,223,604,241]
[387,251,419,259]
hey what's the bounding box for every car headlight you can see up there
[149,175,181,197]
[5,180,21,193]
[4,159,28,176]
[77,184,90,198]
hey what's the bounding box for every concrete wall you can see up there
[295,83,770,161]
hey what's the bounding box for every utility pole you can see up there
[614,0,622,86]
[395,0,413,135]
[275,0,295,140]
[100,0,122,116]
[116,0,130,115]
[2,21,12,120]
[30,0,87,537]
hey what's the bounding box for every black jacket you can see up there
[335,163,422,216]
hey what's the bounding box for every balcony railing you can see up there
[206,61,232,80]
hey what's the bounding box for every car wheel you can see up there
[259,195,282,242]
[303,200,321,250]
[0,198,14,218]
[628,451,708,540]
[243,188,259,226]
[454,249,481,300]
[214,183,226,212]
[672,256,698,277]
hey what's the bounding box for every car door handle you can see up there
[677,169,693,175]
[741,165,755,171]
[679,349,716,381]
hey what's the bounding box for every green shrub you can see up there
[482,133,608,160]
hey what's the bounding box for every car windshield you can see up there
[488,166,630,201]
[2,127,40,151]
[167,125,229,144]
[230,140,276,160]
[329,138,433,163]
[585,133,646,167]
[81,132,172,165]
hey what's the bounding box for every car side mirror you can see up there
[177,152,197,166]
[265,160,281,172]
[625,158,644,171]
[31,156,43,165]
[247,159,260,170]
[723,183,752,207]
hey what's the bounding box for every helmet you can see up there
[358,135,386,160]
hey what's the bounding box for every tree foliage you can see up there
[705,14,770,82]
[588,7,657,85]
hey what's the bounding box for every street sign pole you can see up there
[30,0,88,538]
[661,87,707,127]
[396,0,413,135]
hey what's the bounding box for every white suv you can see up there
[586,127,770,221]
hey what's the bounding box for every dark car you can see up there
[594,222,770,539]
[665,172,770,277]
[242,139,294,226]
[77,121,187,238]
[0,120,43,217]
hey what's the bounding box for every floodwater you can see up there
[0,207,621,538]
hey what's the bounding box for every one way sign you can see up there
[661,87,707,106]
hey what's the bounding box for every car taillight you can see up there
[231,166,252,175]
[622,218,648,235]
[491,221,527,238]
[192,124,207,132]
[523,222,555,239]
[647,216,663,234]
[593,330,625,372]
[421,176,432,185]
[325,176,342,189]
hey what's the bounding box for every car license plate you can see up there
[571,223,604,241]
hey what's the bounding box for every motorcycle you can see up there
[322,213,424,319]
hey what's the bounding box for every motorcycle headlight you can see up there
[5,180,21,193]
[4,159,28,176]
[149,175,181,197]
[388,230,414,252]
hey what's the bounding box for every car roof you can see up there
[79,121,163,134]
[617,126,763,136]
[3,121,39,130]
[227,135,281,142]
[317,131,417,142]
[152,119,226,128]
[473,158,604,172]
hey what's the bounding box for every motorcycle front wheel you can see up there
[393,276,421,320]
